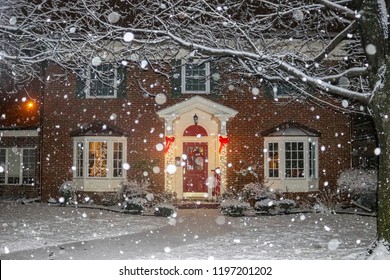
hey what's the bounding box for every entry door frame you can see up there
[182,142,209,196]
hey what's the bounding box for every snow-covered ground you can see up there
[0,201,389,260]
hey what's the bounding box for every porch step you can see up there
[175,201,220,209]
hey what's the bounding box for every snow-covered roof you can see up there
[156,96,238,120]
[70,122,126,137]
[262,121,320,137]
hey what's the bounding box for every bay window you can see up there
[73,137,126,180]
[264,134,319,192]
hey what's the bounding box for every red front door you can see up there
[183,142,208,193]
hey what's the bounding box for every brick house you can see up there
[1,58,357,203]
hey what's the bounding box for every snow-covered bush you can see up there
[242,182,275,201]
[220,199,250,216]
[117,179,150,200]
[123,197,147,214]
[254,198,297,214]
[58,181,76,205]
[337,169,377,210]
[154,203,177,217]
[314,187,341,214]
[278,199,297,212]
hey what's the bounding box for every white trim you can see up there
[72,136,127,192]
[0,130,39,137]
[264,136,319,192]
[85,66,118,99]
[157,96,238,135]
[157,97,237,199]
[0,147,36,186]
[181,60,210,94]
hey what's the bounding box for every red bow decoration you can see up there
[164,136,175,154]
[219,136,230,154]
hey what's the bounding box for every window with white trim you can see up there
[73,137,126,179]
[0,148,36,185]
[265,137,318,180]
[181,60,210,94]
[87,64,117,98]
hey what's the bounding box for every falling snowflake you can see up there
[365,44,377,55]
[166,164,177,174]
[164,247,172,253]
[374,147,381,156]
[91,57,102,67]
[155,143,164,152]
[123,32,134,42]
[108,12,121,24]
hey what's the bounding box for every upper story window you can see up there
[76,64,126,99]
[88,64,117,98]
[172,59,219,96]
[181,60,210,94]
[0,148,36,186]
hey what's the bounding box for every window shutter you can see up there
[210,61,220,96]
[264,84,275,99]
[117,67,127,98]
[171,59,182,97]
[76,73,86,99]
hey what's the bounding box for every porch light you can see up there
[193,114,199,125]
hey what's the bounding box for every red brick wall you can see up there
[40,63,351,201]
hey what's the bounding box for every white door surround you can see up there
[157,96,238,200]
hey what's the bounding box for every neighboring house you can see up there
[1,58,359,203]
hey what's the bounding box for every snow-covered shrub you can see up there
[58,181,76,205]
[220,199,250,216]
[314,187,341,214]
[117,180,150,200]
[154,203,177,217]
[278,199,297,212]
[337,169,377,210]
[123,197,147,214]
[242,182,275,201]
[254,198,276,213]
[254,198,297,214]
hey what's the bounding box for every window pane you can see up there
[184,62,208,92]
[267,142,279,178]
[76,142,84,177]
[22,149,35,185]
[113,142,123,177]
[7,148,21,184]
[309,142,316,178]
[285,142,304,178]
[0,149,5,184]
[90,65,115,97]
[88,142,108,177]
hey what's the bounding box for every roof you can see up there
[262,121,320,137]
[70,122,126,137]
[157,96,238,120]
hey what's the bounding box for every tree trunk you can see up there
[370,66,390,242]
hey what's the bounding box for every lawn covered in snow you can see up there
[0,201,387,260]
